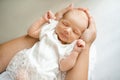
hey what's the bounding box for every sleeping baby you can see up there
[1,8,88,80]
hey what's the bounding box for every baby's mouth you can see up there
[58,32,68,44]
[60,32,67,39]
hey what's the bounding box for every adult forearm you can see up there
[0,35,38,73]
[65,45,90,80]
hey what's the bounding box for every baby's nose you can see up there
[64,27,72,35]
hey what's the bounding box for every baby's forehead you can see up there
[63,9,88,29]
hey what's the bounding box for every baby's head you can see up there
[55,9,88,44]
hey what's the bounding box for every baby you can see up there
[1,9,88,80]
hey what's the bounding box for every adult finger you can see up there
[55,4,73,20]
[80,16,96,45]
[77,7,91,27]
[77,8,90,18]
[77,7,88,11]
[87,16,96,32]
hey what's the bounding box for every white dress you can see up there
[0,19,77,80]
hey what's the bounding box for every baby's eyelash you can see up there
[74,30,79,34]
[74,30,78,33]
[62,22,68,26]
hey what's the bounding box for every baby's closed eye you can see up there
[62,21,69,27]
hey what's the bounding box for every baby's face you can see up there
[55,9,88,44]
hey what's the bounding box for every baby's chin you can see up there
[58,37,67,44]
[60,39,73,44]
[61,40,69,44]
[58,36,69,44]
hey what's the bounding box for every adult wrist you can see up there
[81,44,90,55]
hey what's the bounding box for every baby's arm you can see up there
[27,11,55,38]
[59,39,85,72]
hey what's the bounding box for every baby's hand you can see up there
[73,39,85,53]
[42,10,56,22]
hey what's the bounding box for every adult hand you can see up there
[55,4,73,20]
[80,9,96,47]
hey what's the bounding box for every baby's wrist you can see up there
[72,50,80,55]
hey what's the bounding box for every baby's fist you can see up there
[73,39,85,53]
[43,10,56,22]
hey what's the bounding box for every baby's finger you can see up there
[48,10,56,19]
[42,11,49,21]
[77,39,85,48]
